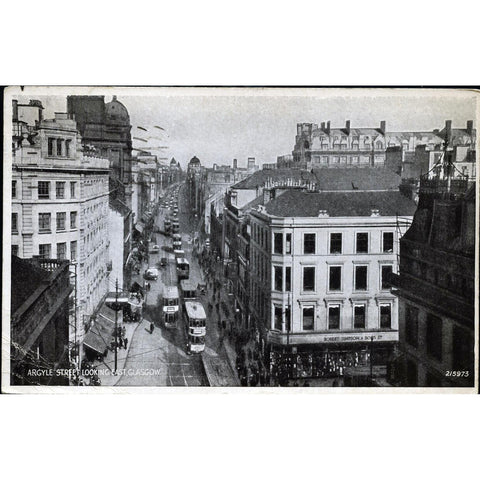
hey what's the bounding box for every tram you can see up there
[180,279,197,301]
[184,300,206,354]
[176,257,190,280]
[162,285,180,328]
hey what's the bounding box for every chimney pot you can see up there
[345,120,351,135]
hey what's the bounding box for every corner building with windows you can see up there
[248,182,417,380]
[11,101,111,356]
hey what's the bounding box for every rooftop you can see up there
[11,256,49,314]
[232,168,316,189]
[312,167,402,191]
[264,189,417,217]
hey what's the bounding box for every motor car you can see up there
[144,267,159,280]
[160,257,168,267]
[150,244,160,253]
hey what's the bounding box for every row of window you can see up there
[273,264,393,292]
[273,231,394,255]
[404,306,472,370]
[38,241,77,261]
[312,155,373,164]
[314,144,383,152]
[13,180,77,200]
[47,137,72,157]
[273,303,392,332]
[36,211,77,233]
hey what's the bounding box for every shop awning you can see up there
[105,292,129,311]
[83,314,115,355]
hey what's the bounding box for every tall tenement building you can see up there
[391,177,475,387]
[11,100,111,364]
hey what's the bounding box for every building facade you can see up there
[391,177,475,387]
[67,95,134,287]
[11,102,111,361]
[293,120,476,181]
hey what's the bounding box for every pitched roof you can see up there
[264,189,417,217]
[232,169,316,189]
[312,167,402,191]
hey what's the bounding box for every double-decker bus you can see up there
[184,301,206,354]
[162,285,179,328]
[176,257,189,280]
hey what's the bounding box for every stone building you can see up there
[67,95,134,286]
[11,101,111,361]
[220,167,417,383]
[10,256,72,386]
[292,119,476,183]
[292,121,390,168]
[391,177,475,387]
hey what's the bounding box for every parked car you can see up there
[150,244,160,253]
[144,267,159,280]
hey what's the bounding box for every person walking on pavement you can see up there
[124,336,128,349]
[121,325,126,338]
[149,321,155,334]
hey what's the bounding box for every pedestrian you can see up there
[149,321,155,334]
[124,337,128,349]
[121,325,126,337]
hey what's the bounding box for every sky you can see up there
[12,87,478,169]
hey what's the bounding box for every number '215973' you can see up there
[445,371,469,377]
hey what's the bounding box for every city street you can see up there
[117,183,239,386]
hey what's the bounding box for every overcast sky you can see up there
[12,88,478,169]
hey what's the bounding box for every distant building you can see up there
[292,120,476,180]
[11,256,72,386]
[186,155,202,216]
[293,120,389,168]
[11,102,111,360]
[391,177,475,387]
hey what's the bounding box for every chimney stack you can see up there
[380,120,386,134]
[326,121,331,134]
[248,157,256,170]
[321,122,325,132]
[213,163,218,171]
[466,120,473,136]
[445,120,452,143]
[345,120,351,135]
[233,158,238,170]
